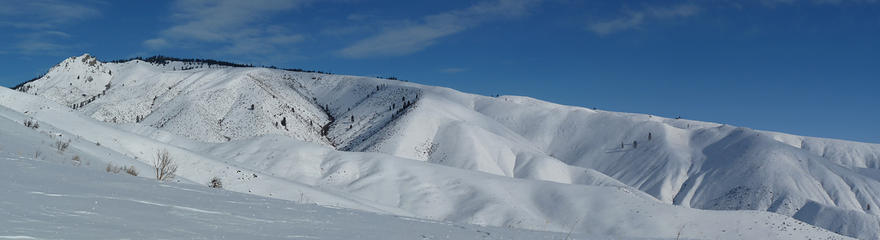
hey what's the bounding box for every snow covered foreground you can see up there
[3,54,875,239]
[0,132,574,239]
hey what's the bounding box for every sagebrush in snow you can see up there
[124,166,138,176]
[209,177,222,189]
[54,140,70,153]
[105,163,137,176]
[106,163,122,174]
[23,119,39,129]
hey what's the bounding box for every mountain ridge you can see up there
[7,54,880,239]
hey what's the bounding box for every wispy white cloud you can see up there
[589,0,875,36]
[319,14,389,37]
[337,0,542,58]
[17,41,67,53]
[759,0,798,6]
[761,0,877,6]
[0,21,53,29]
[143,38,169,49]
[588,4,701,36]
[14,31,75,54]
[145,0,309,57]
[441,67,468,73]
[0,0,101,55]
[0,0,100,29]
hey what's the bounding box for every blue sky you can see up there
[1,0,878,143]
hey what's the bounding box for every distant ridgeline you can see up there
[108,56,333,74]
[13,75,45,90]
[108,55,253,68]
[12,55,333,90]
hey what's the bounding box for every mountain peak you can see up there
[7,54,880,239]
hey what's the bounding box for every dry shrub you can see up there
[209,177,222,189]
[106,163,122,174]
[107,163,139,176]
[54,140,70,153]
[154,149,177,181]
[124,166,138,176]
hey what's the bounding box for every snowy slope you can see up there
[0,143,580,239]
[470,96,880,239]
[8,54,879,239]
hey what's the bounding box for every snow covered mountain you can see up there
[6,53,879,239]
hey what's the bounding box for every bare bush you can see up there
[106,163,122,174]
[209,177,222,189]
[23,119,39,129]
[123,166,138,176]
[107,163,139,176]
[53,140,70,153]
[154,149,177,181]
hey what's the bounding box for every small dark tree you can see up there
[281,117,287,127]
[648,132,652,141]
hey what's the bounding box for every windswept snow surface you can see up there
[4,54,877,239]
